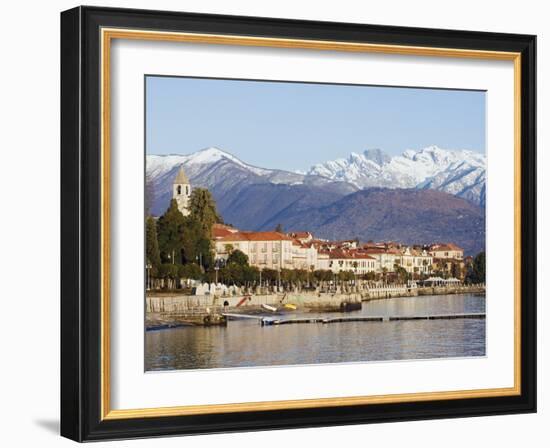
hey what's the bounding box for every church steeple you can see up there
[173,165,191,216]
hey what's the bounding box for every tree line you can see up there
[146,187,220,290]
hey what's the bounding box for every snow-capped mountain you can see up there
[147,147,272,179]
[307,145,486,206]
[146,147,357,218]
[146,146,485,253]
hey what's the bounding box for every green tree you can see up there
[188,188,222,235]
[280,268,295,286]
[169,214,215,270]
[178,263,202,280]
[337,271,354,282]
[145,173,155,216]
[145,216,161,269]
[450,261,462,279]
[222,263,247,286]
[180,215,203,264]
[313,269,333,283]
[195,236,214,270]
[394,264,409,283]
[243,265,260,284]
[261,268,278,284]
[227,249,249,266]
[158,263,179,289]
[156,199,186,264]
[361,272,376,281]
[466,251,486,284]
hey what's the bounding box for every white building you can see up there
[362,248,402,272]
[428,243,464,260]
[327,250,379,275]
[214,231,295,270]
[400,247,433,274]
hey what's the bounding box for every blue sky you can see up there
[146,76,486,172]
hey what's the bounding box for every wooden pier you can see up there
[224,312,487,326]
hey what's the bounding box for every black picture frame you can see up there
[61,5,536,442]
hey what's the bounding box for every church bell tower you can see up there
[173,165,191,216]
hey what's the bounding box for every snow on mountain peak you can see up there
[146,144,486,207]
[363,148,391,166]
[147,146,273,179]
[307,145,486,205]
[186,146,238,164]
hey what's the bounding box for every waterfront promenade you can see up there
[145,283,485,327]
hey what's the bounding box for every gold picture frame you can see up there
[61,6,536,441]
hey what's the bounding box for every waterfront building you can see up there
[362,247,402,272]
[401,247,433,275]
[214,231,295,270]
[316,251,331,270]
[287,231,314,244]
[327,249,379,275]
[428,243,464,260]
[212,227,453,277]
[290,239,319,271]
[428,243,465,279]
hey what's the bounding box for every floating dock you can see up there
[255,313,485,326]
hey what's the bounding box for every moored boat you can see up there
[261,304,277,312]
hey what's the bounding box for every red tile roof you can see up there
[212,227,236,238]
[216,231,294,242]
[287,231,312,239]
[430,243,463,252]
[328,249,376,260]
[212,223,239,238]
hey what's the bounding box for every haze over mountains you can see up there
[146,146,486,255]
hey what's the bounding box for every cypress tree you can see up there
[145,173,155,216]
[188,188,222,235]
[473,251,486,283]
[157,199,186,264]
[145,216,161,269]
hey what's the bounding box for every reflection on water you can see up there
[145,294,486,371]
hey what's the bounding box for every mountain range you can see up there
[146,146,486,255]
[307,146,486,206]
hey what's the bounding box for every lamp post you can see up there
[196,252,203,271]
[146,262,152,290]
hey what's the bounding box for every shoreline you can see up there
[145,287,485,330]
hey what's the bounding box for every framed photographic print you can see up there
[60,6,536,441]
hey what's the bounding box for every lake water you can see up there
[145,293,486,371]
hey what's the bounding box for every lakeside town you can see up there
[144,78,487,370]
[146,166,485,289]
[145,166,485,328]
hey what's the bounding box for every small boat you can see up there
[283,303,297,310]
[261,304,277,312]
